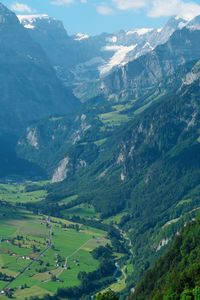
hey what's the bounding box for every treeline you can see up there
[28,290,119,300]
[0,272,14,282]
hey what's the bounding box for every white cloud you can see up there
[112,0,200,20]
[49,0,200,20]
[11,2,33,13]
[113,0,148,10]
[96,5,114,15]
[51,0,74,6]
[149,0,200,20]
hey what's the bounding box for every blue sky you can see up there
[2,0,200,35]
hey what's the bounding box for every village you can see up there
[0,212,108,299]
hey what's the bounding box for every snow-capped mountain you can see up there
[0,4,79,134]
[102,22,200,101]
[74,33,90,41]
[99,16,188,75]
[18,14,189,101]
[186,15,200,30]
[18,14,49,29]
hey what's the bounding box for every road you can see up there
[57,238,94,278]
[1,220,53,292]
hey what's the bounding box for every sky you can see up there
[2,0,200,35]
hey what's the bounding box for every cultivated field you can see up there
[0,206,109,299]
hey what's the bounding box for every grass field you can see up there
[0,181,48,204]
[99,111,129,126]
[59,195,78,205]
[104,212,129,225]
[0,206,109,299]
[62,203,99,219]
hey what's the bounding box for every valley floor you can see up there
[0,182,110,300]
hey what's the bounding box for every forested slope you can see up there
[130,218,200,300]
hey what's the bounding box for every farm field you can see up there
[0,206,109,299]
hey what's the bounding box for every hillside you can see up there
[46,60,200,285]
[17,56,199,181]
[103,26,200,103]
[0,3,80,178]
[0,3,79,135]
[130,218,200,300]
[19,14,187,101]
[0,2,199,299]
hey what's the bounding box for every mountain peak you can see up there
[0,2,12,13]
[186,15,200,30]
[18,14,50,29]
[18,14,69,38]
[0,2,19,25]
[166,15,188,28]
[74,33,90,41]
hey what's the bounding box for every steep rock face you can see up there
[17,113,101,178]
[17,59,199,181]
[120,16,188,67]
[103,27,200,101]
[18,14,86,85]
[0,3,79,135]
[19,14,188,101]
[52,157,70,183]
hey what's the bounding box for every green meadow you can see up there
[0,205,109,299]
[62,203,99,219]
[0,181,48,204]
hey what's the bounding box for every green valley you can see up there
[0,178,131,300]
[0,3,200,299]
[0,192,113,300]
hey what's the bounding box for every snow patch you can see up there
[107,36,118,43]
[187,25,200,31]
[157,27,163,33]
[178,21,187,29]
[126,28,153,36]
[143,42,154,50]
[18,14,49,29]
[74,33,89,41]
[24,23,34,29]
[100,44,137,75]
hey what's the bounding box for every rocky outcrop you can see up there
[52,157,70,183]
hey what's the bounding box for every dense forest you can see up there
[130,218,200,300]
